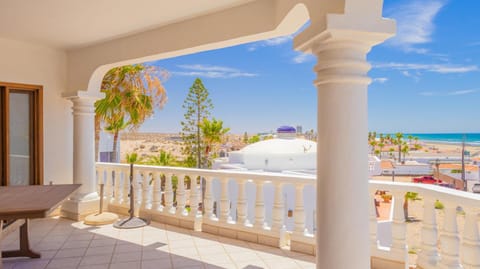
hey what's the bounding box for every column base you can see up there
[61,197,100,221]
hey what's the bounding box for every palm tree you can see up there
[95,64,168,162]
[394,132,404,162]
[145,150,178,166]
[200,118,230,167]
[401,142,409,163]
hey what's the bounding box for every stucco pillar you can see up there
[61,91,104,220]
[294,6,395,269]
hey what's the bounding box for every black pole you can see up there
[129,163,135,218]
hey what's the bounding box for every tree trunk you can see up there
[94,116,100,162]
[398,144,401,163]
[112,131,119,163]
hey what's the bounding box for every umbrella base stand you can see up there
[113,217,149,229]
[84,212,119,226]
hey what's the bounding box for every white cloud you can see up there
[247,35,293,51]
[373,62,479,74]
[447,89,477,96]
[292,53,315,64]
[419,89,478,97]
[385,0,446,53]
[172,64,258,79]
[373,77,388,84]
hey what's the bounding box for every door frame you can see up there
[0,82,43,186]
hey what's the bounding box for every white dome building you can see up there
[215,126,317,174]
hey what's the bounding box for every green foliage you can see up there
[248,135,260,144]
[144,150,178,166]
[126,152,138,164]
[200,118,230,167]
[451,169,462,174]
[180,78,213,168]
[405,192,418,201]
[96,64,168,162]
[434,200,444,210]
[243,132,248,144]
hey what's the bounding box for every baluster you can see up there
[164,173,174,213]
[141,171,150,210]
[151,172,162,211]
[439,204,462,269]
[189,175,199,217]
[417,197,440,269]
[369,189,378,254]
[135,170,142,208]
[104,168,113,203]
[461,207,480,269]
[219,177,230,223]
[122,168,130,207]
[272,182,285,232]
[176,174,186,216]
[390,190,407,263]
[114,168,122,204]
[237,178,247,226]
[254,181,265,229]
[203,177,214,220]
[293,184,305,235]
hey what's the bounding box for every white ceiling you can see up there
[0,0,253,50]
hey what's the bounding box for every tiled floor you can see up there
[1,217,315,269]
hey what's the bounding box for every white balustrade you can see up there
[96,163,480,265]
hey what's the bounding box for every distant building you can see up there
[296,125,302,134]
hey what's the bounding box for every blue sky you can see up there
[140,0,480,134]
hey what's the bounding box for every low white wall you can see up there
[0,38,72,185]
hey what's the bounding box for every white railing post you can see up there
[461,207,480,269]
[151,172,162,211]
[141,171,150,210]
[369,189,379,254]
[439,204,462,269]
[164,173,174,214]
[237,178,247,226]
[104,168,113,203]
[113,168,122,205]
[390,190,407,264]
[272,182,286,246]
[135,170,142,209]
[293,184,306,236]
[254,181,265,230]
[189,175,199,217]
[417,196,440,269]
[176,174,186,216]
[204,177,214,220]
[219,177,231,223]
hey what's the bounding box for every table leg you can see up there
[1,219,41,258]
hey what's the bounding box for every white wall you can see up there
[0,38,72,185]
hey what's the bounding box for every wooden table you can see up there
[0,184,81,259]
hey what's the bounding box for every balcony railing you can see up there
[96,163,480,268]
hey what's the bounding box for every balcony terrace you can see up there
[2,163,480,268]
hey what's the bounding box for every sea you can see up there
[404,133,480,146]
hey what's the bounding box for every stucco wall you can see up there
[0,38,72,185]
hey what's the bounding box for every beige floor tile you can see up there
[142,259,174,269]
[109,261,141,269]
[79,254,112,266]
[85,245,115,256]
[78,264,109,269]
[111,251,142,263]
[54,247,86,258]
[45,257,82,269]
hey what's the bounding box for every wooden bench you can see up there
[1,219,26,269]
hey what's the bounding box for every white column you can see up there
[369,189,379,255]
[176,174,186,216]
[254,181,265,230]
[236,178,248,226]
[151,172,162,211]
[293,8,394,268]
[61,91,104,220]
[219,177,231,223]
[293,184,306,236]
[164,173,174,213]
[189,175,199,217]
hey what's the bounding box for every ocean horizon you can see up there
[401,133,480,146]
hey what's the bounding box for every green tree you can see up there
[401,142,409,163]
[248,135,260,144]
[145,150,178,166]
[180,78,213,168]
[95,64,168,162]
[243,132,249,144]
[393,132,404,162]
[200,118,230,167]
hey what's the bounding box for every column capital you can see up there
[62,90,105,103]
[294,10,395,54]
